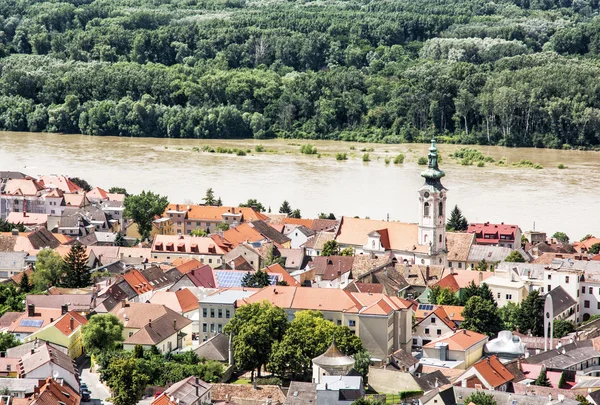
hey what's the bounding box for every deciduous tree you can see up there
[105,358,149,405]
[461,296,503,337]
[239,199,266,212]
[553,232,570,243]
[82,314,124,355]
[464,391,497,405]
[505,250,525,263]
[124,191,169,241]
[32,248,64,290]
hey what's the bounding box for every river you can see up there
[0,132,598,240]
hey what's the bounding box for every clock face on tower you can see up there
[424,192,430,198]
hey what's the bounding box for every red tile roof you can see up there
[175,259,204,274]
[186,265,217,288]
[53,311,88,336]
[262,263,299,286]
[467,222,519,244]
[38,175,82,194]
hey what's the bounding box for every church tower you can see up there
[418,138,447,264]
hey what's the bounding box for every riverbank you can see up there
[1,132,598,239]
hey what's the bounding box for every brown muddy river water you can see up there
[0,132,598,240]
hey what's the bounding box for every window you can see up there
[424,202,430,216]
[209,258,213,264]
[548,274,551,280]
[497,292,501,299]
[210,309,215,318]
[548,284,552,292]
[585,300,590,309]
[218,324,223,333]
[349,320,356,327]
[129,332,133,337]
[438,201,443,216]
[566,276,570,283]
[439,234,442,244]
[458,263,462,269]
[337,320,342,326]
[202,323,207,332]
[202,308,207,317]
[226,309,230,319]
[218,309,223,318]
[597,302,600,310]
[506,294,512,300]
[448,262,453,268]
[437,329,442,335]
[583,286,586,293]
[590,287,594,294]
[425,328,430,335]
[431,318,436,324]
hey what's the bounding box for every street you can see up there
[79,357,112,405]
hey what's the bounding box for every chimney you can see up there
[405,263,409,279]
[27,303,35,317]
[426,266,430,283]
[11,229,18,236]
[30,349,35,355]
[61,304,68,315]
[195,378,199,397]
[70,317,74,331]
[148,319,152,328]
[173,319,176,330]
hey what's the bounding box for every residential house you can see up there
[286,225,315,249]
[282,217,339,233]
[19,377,81,405]
[575,236,600,253]
[0,228,62,255]
[164,204,268,235]
[286,381,317,405]
[454,355,515,391]
[524,231,547,245]
[484,271,528,307]
[5,212,49,230]
[26,295,94,315]
[238,286,414,358]
[0,171,27,218]
[413,306,460,348]
[7,304,63,341]
[169,265,217,290]
[0,378,39,398]
[110,301,190,341]
[316,376,364,405]
[0,252,27,280]
[149,289,199,338]
[151,376,212,405]
[249,220,291,248]
[0,178,46,220]
[309,256,355,289]
[526,339,600,376]
[304,232,336,257]
[467,222,522,249]
[140,266,180,291]
[18,342,79,391]
[262,263,300,286]
[58,206,114,237]
[421,329,489,370]
[25,311,88,358]
[222,243,263,271]
[545,285,577,323]
[420,270,492,304]
[172,258,204,275]
[193,333,231,363]
[38,175,82,194]
[152,217,174,237]
[466,245,513,270]
[199,288,258,341]
[445,232,474,270]
[278,248,307,272]
[369,366,449,398]
[122,310,193,353]
[151,235,226,267]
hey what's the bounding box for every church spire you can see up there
[420,137,445,190]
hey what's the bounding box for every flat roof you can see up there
[200,289,257,304]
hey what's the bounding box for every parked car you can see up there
[80,383,88,393]
[81,391,90,402]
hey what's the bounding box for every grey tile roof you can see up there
[194,333,229,362]
[250,220,291,246]
[27,228,61,250]
[141,266,175,290]
[453,387,579,405]
[525,340,599,369]
[415,370,450,392]
[546,285,577,315]
[467,244,513,263]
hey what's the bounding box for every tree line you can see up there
[0,0,599,147]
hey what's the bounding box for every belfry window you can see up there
[424,202,430,216]
[438,202,443,216]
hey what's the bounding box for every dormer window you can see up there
[424,202,430,216]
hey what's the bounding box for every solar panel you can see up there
[19,319,44,328]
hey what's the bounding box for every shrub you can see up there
[558,163,566,169]
[300,144,318,155]
[236,149,247,156]
[336,153,348,161]
[417,157,428,165]
[201,145,215,153]
[255,377,282,386]
[255,145,265,152]
[192,147,199,152]
[393,153,405,164]
[362,153,370,162]
[477,161,485,167]
[384,157,390,164]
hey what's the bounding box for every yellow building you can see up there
[26,311,88,359]
[422,329,489,370]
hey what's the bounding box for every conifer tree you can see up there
[62,243,90,288]
[534,367,551,387]
[446,205,468,231]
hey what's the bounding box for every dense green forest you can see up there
[0,0,600,147]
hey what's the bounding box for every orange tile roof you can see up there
[424,329,488,351]
[175,288,199,313]
[574,237,600,253]
[165,204,268,222]
[238,286,410,315]
[262,263,299,286]
[439,305,465,322]
[416,306,457,329]
[86,187,109,201]
[336,217,426,253]
[175,258,204,274]
[435,270,493,292]
[33,378,81,405]
[63,194,87,207]
[53,234,73,244]
[222,223,264,246]
[122,270,153,295]
[3,178,44,196]
[53,310,88,336]
[282,218,315,228]
[38,175,82,194]
[8,308,62,333]
[472,355,514,388]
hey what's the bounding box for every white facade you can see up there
[545,268,582,323]
[286,227,312,249]
[485,275,528,307]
